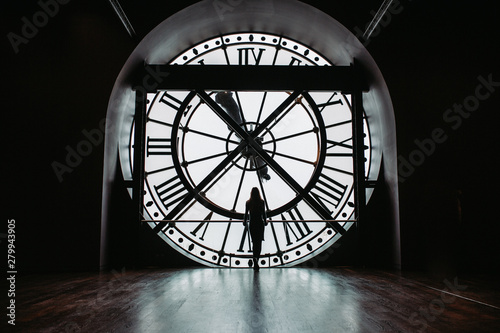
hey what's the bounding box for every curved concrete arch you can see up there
[101,0,400,269]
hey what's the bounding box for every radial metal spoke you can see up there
[145,165,175,177]
[263,149,316,166]
[233,91,249,132]
[260,103,296,138]
[323,164,354,176]
[232,158,249,211]
[153,143,246,231]
[325,119,352,129]
[184,151,231,166]
[197,90,248,139]
[148,118,173,127]
[186,127,240,145]
[261,128,316,145]
[327,138,353,150]
[256,91,268,125]
[203,154,245,198]
[176,154,246,220]
[254,92,301,139]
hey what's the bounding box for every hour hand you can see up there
[215,91,243,126]
[216,91,271,181]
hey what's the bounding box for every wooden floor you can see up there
[10,267,500,332]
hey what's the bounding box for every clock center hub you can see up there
[226,122,276,180]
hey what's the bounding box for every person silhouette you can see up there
[244,187,267,271]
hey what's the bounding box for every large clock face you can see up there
[129,32,372,268]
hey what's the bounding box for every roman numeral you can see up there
[326,138,353,157]
[325,119,352,130]
[289,56,302,66]
[154,176,187,211]
[280,207,312,246]
[160,91,183,110]
[190,212,213,241]
[146,137,172,156]
[311,174,348,213]
[327,139,352,150]
[238,47,265,65]
[317,92,343,111]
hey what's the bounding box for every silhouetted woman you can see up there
[244,187,267,271]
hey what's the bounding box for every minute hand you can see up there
[250,128,346,235]
[198,89,302,159]
[198,90,301,141]
[198,90,344,234]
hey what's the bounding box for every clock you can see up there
[129,32,372,268]
[102,0,400,270]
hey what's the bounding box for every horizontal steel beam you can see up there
[138,64,368,92]
[143,220,357,223]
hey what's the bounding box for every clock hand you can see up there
[202,90,273,181]
[248,91,303,181]
[215,91,244,126]
[197,90,247,139]
[203,90,302,181]
[198,88,344,233]
[200,89,301,145]
[246,91,346,235]
[247,140,346,235]
[251,90,301,138]
[153,142,247,232]
[216,91,270,180]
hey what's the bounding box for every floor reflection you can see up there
[136,268,362,332]
[17,268,499,332]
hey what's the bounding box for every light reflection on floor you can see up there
[137,268,361,332]
[16,267,500,332]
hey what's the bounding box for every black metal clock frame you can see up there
[132,63,369,256]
